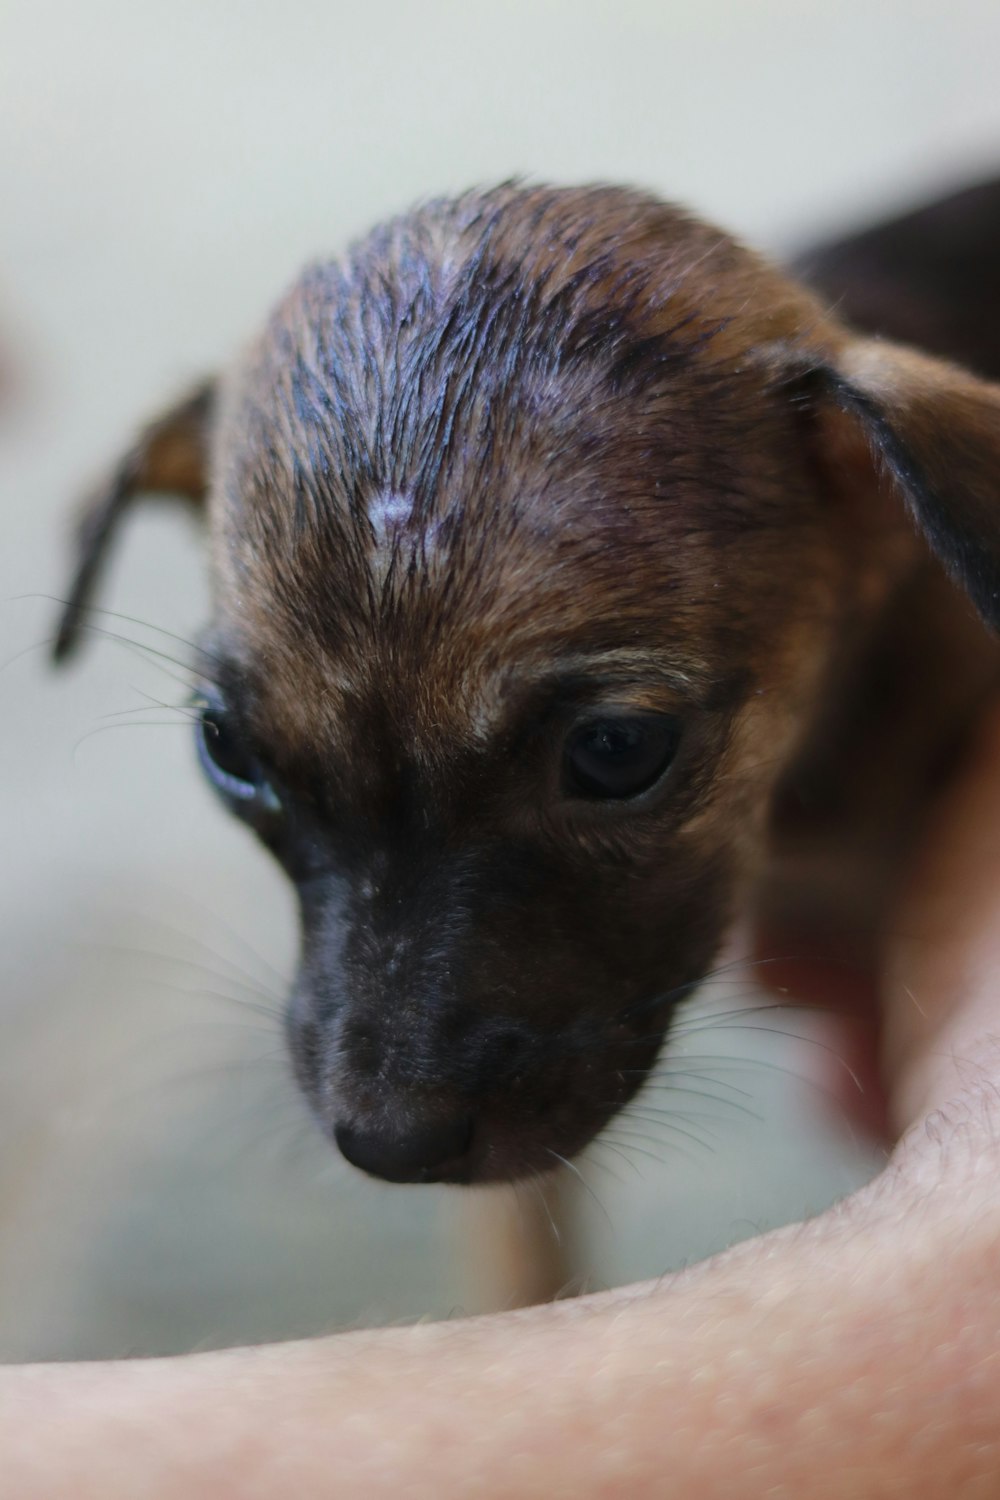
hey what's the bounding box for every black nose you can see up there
[334,1112,475,1184]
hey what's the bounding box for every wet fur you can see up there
[57,181,1000,1184]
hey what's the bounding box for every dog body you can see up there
[58,183,1000,1187]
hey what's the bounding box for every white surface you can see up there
[1,0,993,1356]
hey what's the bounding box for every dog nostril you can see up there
[333,1113,474,1184]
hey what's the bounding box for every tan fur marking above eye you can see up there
[456,651,713,748]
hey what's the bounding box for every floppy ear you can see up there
[53,380,216,661]
[821,338,1000,633]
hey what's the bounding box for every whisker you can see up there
[100,690,201,723]
[621,1105,726,1138]
[72,720,197,756]
[674,1021,865,1093]
[629,1074,755,1110]
[77,938,286,1018]
[70,621,207,677]
[122,896,291,992]
[582,1140,637,1186]
[85,903,290,994]
[519,1172,563,1249]
[613,1113,717,1154]
[620,943,875,1026]
[601,1128,695,1169]
[0,634,65,676]
[17,594,222,672]
[545,1148,611,1231]
[620,996,836,1055]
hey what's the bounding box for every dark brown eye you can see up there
[563,713,681,800]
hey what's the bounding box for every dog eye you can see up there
[562,713,681,800]
[196,700,279,812]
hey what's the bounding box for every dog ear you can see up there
[53,380,216,661]
[818,338,1000,633]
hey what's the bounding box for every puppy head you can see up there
[57,185,1000,1184]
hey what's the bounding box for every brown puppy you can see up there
[56,183,1000,1188]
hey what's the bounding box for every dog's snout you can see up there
[334,1111,475,1184]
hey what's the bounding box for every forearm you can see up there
[4,1167,999,1500]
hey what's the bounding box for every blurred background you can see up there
[2,0,998,1360]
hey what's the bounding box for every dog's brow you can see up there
[523,648,711,696]
[465,648,713,744]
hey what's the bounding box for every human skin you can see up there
[4,709,1000,1498]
